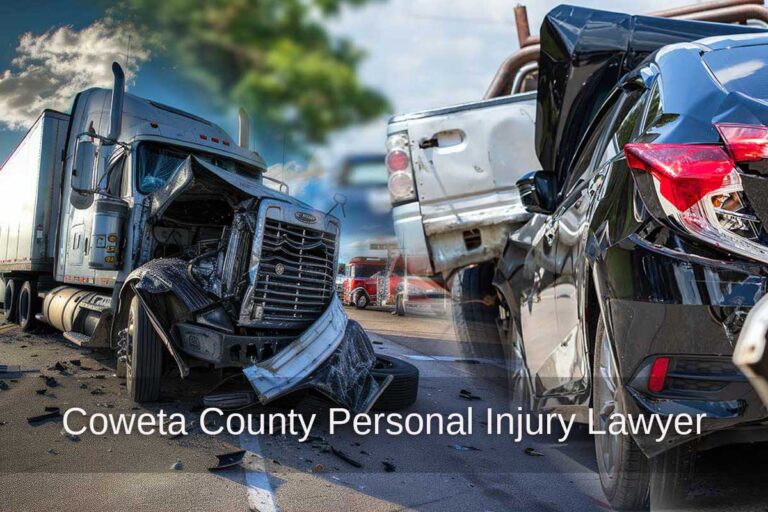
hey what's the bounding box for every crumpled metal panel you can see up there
[243,295,384,412]
[126,257,212,313]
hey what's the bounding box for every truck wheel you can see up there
[451,263,503,359]
[18,281,39,332]
[354,291,369,309]
[593,312,651,510]
[2,278,21,324]
[125,295,163,403]
[371,354,419,410]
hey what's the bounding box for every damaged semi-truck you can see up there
[0,63,417,411]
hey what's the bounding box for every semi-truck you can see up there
[0,63,416,412]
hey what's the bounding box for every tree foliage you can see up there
[127,0,389,146]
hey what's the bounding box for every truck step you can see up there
[62,331,109,348]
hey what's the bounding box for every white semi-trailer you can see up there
[0,63,413,410]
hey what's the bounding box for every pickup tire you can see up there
[2,278,21,324]
[18,281,39,332]
[371,355,419,411]
[126,295,163,403]
[451,263,503,359]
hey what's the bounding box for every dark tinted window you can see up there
[704,45,768,98]
[350,264,383,278]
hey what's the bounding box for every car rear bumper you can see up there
[393,201,434,275]
[601,236,768,455]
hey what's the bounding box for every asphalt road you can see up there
[0,308,766,511]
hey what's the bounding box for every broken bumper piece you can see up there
[243,295,387,413]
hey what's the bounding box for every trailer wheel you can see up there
[18,281,39,332]
[125,295,163,403]
[2,278,21,324]
[354,291,369,309]
[451,263,503,359]
[371,354,419,410]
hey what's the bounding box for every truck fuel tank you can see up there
[89,196,129,270]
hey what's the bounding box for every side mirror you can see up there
[517,170,557,214]
[70,139,97,210]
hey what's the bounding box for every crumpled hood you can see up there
[149,155,305,220]
[535,5,764,189]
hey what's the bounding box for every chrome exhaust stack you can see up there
[108,62,125,141]
[238,107,250,149]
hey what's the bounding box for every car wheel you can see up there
[593,312,651,510]
[125,295,163,403]
[18,281,39,332]
[451,263,503,359]
[371,354,419,411]
[354,291,369,309]
[3,278,21,324]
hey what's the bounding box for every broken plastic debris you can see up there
[208,450,246,472]
[450,444,480,451]
[60,429,80,442]
[27,407,61,424]
[458,389,482,401]
[330,446,362,468]
[524,447,544,457]
[35,388,47,395]
[382,461,396,472]
[170,461,183,471]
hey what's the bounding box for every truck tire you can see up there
[2,278,21,324]
[18,281,39,332]
[371,354,419,411]
[354,291,369,309]
[395,294,405,316]
[451,263,503,359]
[126,295,163,403]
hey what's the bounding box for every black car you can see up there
[495,6,768,510]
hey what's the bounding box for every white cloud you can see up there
[0,19,149,130]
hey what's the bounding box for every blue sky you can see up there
[0,0,715,167]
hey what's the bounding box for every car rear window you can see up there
[704,45,768,99]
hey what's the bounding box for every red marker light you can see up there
[211,137,220,143]
[200,134,208,140]
[648,357,671,393]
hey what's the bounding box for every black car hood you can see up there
[536,5,764,187]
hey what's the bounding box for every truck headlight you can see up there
[386,132,417,205]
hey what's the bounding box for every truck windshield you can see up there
[350,264,382,278]
[136,142,262,193]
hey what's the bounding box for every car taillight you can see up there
[648,356,670,393]
[625,125,768,262]
[386,132,416,204]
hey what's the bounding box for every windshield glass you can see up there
[339,158,387,187]
[136,142,262,193]
[350,264,383,278]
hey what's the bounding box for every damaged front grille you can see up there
[240,201,340,329]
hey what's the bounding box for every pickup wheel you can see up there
[451,263,503,360]
[354,291,369,309]
[18,281,40,332]
[371,355,419,411]
[2,278,21,324]
[125,295,163,403]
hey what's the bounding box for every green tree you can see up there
[127,0,389,146]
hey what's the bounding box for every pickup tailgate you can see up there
[393,92,540,272]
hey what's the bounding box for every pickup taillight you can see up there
[625,123,768,263]
[386,132,417,205]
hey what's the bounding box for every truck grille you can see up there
[247,216,337,327]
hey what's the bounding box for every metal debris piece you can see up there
[170,461,183,471]
[90,388,104,395]
[202,391,255,410]
[27,407,61,424]
[524,447,544,457]
[330,446,362,468]
[47,448,57,455]
[208,450,247,472]
[42,376,59,388]
[35,388,47,395]
[450,444,480,451]
[69,359,81,367]
[60,428,80,442]
[382,461,396,472]
[458,389,482,401]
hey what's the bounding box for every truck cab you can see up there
[342,256,386,309]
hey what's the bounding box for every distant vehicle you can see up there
[501,6,768,509]
[0,62,412,412]
[341,255,447,315]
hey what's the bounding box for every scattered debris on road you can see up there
[382,461,396,472]
[450,444,480,451]
[61,429,80,442]
[202,391,255,410]
[330,446,362,468]
[458,389,482,401]
[208,450,246,472]
[524,447,544,457]
[27,407,62,425]
[170,461,183,471]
